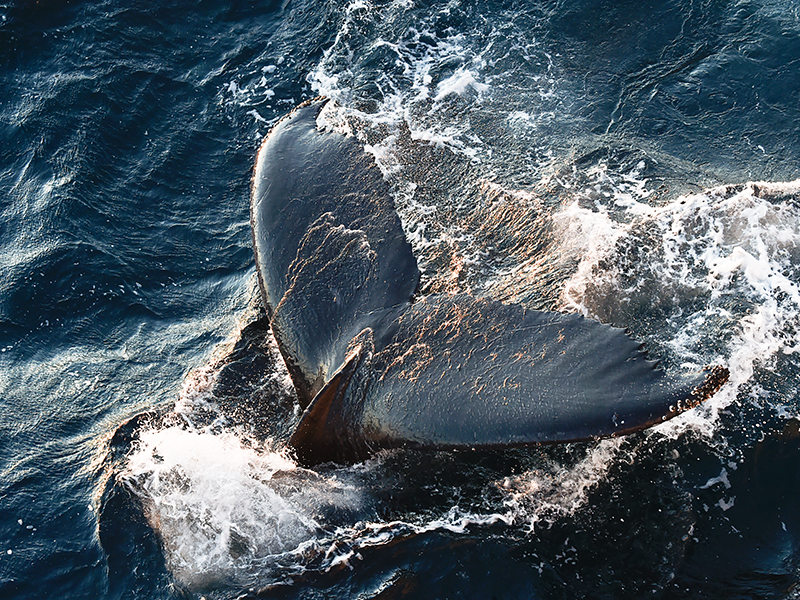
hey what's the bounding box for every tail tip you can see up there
[687,364,729,408]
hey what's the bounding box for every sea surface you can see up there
[2,0,800,598]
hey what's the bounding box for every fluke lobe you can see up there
[250,97,728,466]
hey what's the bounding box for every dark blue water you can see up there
[2,1,800,598]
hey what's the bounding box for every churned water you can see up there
[2,0,800,598]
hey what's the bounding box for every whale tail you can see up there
[251,98,728,466]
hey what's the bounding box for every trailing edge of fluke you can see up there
[250,97,729,466]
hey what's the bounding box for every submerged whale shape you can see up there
[251,98,728,466]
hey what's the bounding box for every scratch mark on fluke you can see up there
[250,97,729,466]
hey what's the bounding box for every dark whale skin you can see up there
[251,97,728,466]
[251,98,420,404]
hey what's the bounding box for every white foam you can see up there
[306,3,524,167]
[126,374,628,590]
[304,441,625,572]
[173,359,219,416]
[433,68,490,102]
[557,176,800,434]
[122,426,367,590]
[700,467,732,490]
[218,64,285,126]
[499,438,625,530]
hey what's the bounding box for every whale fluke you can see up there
[251,98,728,465]
[251,98,419,405]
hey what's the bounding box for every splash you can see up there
[307,0,560,171]
[496,438,626,531]
[279,440,627,575]
[308,0,497,160]
[557,174,800,434]
[121,425,371,591]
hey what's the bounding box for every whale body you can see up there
[250,98,728,466]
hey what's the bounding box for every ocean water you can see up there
[2,0,800,598]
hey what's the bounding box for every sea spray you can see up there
[558,176,800,435]
[121,425,372,590]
